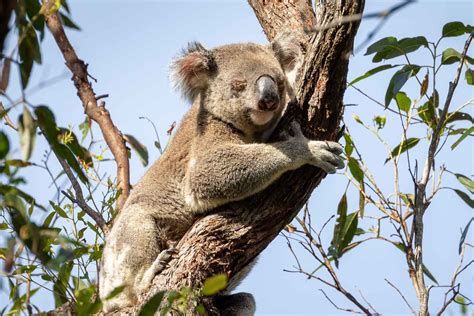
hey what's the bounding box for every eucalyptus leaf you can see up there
[124,134,149,166]
[348,64,396,86]
[454,190,474,208]
[0,131,9,159]
[442,21,467,38]
[459,218,473,253]
[202,274,228,296]
[385,65,420,107]
[454,173,474,194]
[385,138,420,163]
[451,126,473,150]
[138,291,165,316]
[395,92,411,112]
[18,106,36,161]
[466,68,474,85]
[348,158,364,182]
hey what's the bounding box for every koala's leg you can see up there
[138,248,176,293]
[100,205,172,312]
[215,292,256,316]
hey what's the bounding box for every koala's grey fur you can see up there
[99,33,344,314]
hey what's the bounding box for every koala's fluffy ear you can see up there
[170,42,216,101]
[271,33,301,73]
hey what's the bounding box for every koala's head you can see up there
[171,34,301,136]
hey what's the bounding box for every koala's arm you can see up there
[184,123,344,211]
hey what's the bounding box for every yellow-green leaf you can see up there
[202,274,228,296]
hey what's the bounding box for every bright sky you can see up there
[1,0,473,315]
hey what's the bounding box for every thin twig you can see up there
[385,278,416,315]
[0,101,18,130]
[53,153,108,234]
[307,0,414,34]
[319,289,364,314]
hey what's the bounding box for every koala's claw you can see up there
[153,248,177,274]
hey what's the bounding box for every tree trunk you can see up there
[124,0,365,314]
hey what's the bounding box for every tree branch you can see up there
[412,33,473,315]
[54,149,108,234]
[41,1,130,210]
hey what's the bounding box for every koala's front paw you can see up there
[307,140,344,173]
[287,121,344,174]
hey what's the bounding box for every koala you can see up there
[99,34,344,314]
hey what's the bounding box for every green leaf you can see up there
[138,291,165,316]
[400,193,415,206]
[19,26,41,88]
[466,68,474,85]
[395,92,411,113]
[18,106,36,161]
[352,114,363,125]
[59,12,81,30]
[43,211,56,227]
[454,190,474,208]
[25,0,45,36]
[454,173,474,194]
[0,184,43,210]
[6,159,32,167]
[343,133,353,156]
[202,274,228,296]
[341,212,358,252]
[446,111,473,124]
[329,194,347,267]
[459,218,473,254]
[417,101,436,128]
[124,134,149,166]
[442,21,467,38]
[53,261,73,307]
[348,158,364,182]
[50,201,68,219]
[385,65,420,107]
[0,131,9,159]
[78,117,90,142]
[373,115,386,129]
[365,37,398,55]
[451,126,473,150]
[58,128,93,168]
[348,64,396,86]
[105,285,126,300]
[442,48,462,65]
[366,37,428,62]
[385,138,420,163]
[441,48,474,65]
[422,264,438,284]
[35,106,88,183]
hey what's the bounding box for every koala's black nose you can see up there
[256,75,280,111]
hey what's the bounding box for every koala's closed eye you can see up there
[231,79,247,94]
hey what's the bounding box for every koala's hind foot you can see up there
[138,248,177,291]
[215,292,256,316]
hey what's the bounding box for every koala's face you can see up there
[171,34,301,137]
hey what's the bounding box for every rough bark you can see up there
[124,0,365,314]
